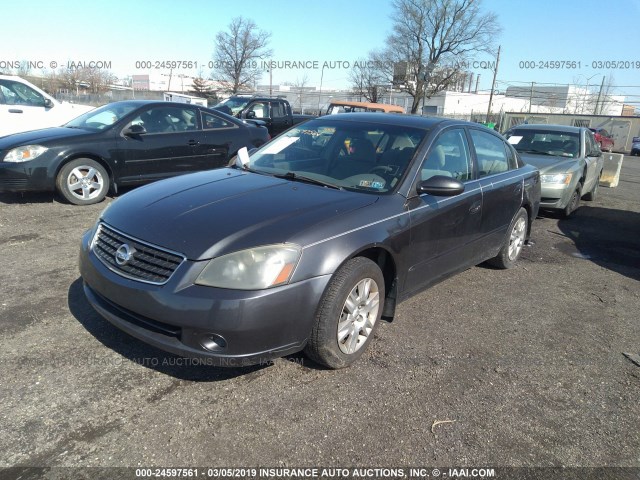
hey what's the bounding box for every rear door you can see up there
[583,129,602,192]
[270,100,293,135]
[199,110,242,168]
[468,128,523,257]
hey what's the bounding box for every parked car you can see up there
[0,100,270,205]
[324,100,404,115]
[589,127,614,152]
[213,95,313,136]
[79,113,541,369]
[631,136,640,156]
[0,74,94,137]
[505,124,603,217]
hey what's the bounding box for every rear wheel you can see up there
[563,184,582,217]
[487,208,528,269]
[56,159,109,205]
[305,257,384,369]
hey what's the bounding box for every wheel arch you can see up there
[346,245,399,321]
[54,154,115,191]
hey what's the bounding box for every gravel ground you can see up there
[0,157,638,475]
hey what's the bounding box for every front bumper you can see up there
[0,161,52,192]
[79,229,332,366]
[539,182,574,210]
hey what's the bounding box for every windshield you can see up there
[65,103,138,130]
[213,96,251,116]
[247,119,426,194]
[506,129,580,158]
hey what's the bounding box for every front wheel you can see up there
[562,184,582,217]
[305,257,385,369]
[487,207,528,269]
[56,159,109,205]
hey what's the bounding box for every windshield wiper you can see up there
[518,149,556,156]
[273,172,342,190]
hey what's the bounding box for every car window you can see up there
[469,129,510,177]
[249,119,428,194]
[505,128,580,159]
[65,103,138,130]
[585,130,599,156]
[421,128,472,182]
[247,102,268,119]
[0,79,45,107]
[270,101,285,118]
[202,111,234,129]
[132,106,198,133]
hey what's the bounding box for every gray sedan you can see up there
[80,114,541,369]
[505,124,604,216]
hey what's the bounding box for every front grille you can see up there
[92,223,185,285]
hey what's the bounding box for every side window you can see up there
[0,80,45,107]
[202,111,234,129]
[586,130,598,155]
[420,128,472,182]
[469,129,509,178]
[503,143,518,170]
[247,102,268,119]
[132,106,197,134]
[270,101,285,118]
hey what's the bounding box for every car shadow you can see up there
[0,191,56,204]
[557,206,640,281]
[67,278,269,381]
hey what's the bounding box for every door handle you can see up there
[469,201,481,214]
[9,109,23,114]
[514,184,523,195]
[187,140,200,147]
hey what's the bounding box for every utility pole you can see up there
[594,76,605,115]
[528,81,534,113]
[486,45,501,123]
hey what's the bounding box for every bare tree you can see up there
[212,17,272,93]
[385,0,500,113]
[293,74,310,113]
[349,52,391,103]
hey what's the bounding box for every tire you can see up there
[305,257,385,369]
[487,207,528,269]
[562,184,582,218]
[583,172,601,201]
[56,159,109,205]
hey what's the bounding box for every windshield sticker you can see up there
[507,135,523,145]
[359,180,385,189]
[261,136,299,154]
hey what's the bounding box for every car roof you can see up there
[315,112,465,130]
[510,124,583,134]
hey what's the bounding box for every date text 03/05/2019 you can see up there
[518,60,640,69]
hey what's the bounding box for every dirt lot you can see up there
[0,157,639,474]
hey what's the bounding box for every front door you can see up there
[404,127,482,294]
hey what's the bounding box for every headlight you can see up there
[540,173,572,185]
[195,244,302,290]
[3,145,49,163]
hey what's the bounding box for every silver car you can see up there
[505,124,604,217]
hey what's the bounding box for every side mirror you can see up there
[417,176,465,196]
[245,111,256,119]
[44,98,54,108]
[123,124,146,136]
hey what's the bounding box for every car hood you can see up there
[519,153,578,174]
[0,127,93,147]
[100,168,378,260]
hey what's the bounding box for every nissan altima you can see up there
[79,113,541,369]
[0,100,270,205]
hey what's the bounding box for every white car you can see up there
[0,75,95,137]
